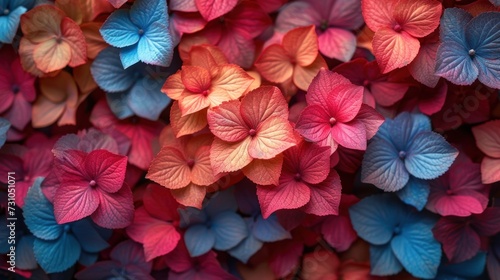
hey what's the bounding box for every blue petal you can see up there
[370,243,403,276]
[438,251,486,278]
[33,233,81,273]
[435,41,478,86]
[130,0,168,29]
[120,45,141,69]
[396,176,430,211]
[466,12,500,89]
[405,132,458,180]
[78,251,99,266]
[228,219,263,263]
[100,9,140,48]
[439,8,471,46]
[0,118,9,149]
[391,217,441,279]
[91,47,139,93]
[17,235,37,270]
[390,113,431,151]
[106,92,135,120]
[127,77,170,120]
[205,189,239,218]
[184,224,215,257]
[253,215,291,243]
[361,137,409,192]
[23,178,63,241]
[373,117,392,142]
[71,219,109,253]
[0,6,26,43]
[349,194,405,246]
[137,22,173,67]
[178,207,207,228]
[211,212,248,251]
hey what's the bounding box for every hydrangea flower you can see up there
[75,240,153,280]
[275,0,364,62]
[100,0,173,68]
[229,184,291,263]
[0,0,34,43]
[435,9,500,89]
[361,113,458,207]
[179,189,247,257]
[349,194,442,278]
[91,46,173,120]
[435,252,486,280]
[23,178,111,273]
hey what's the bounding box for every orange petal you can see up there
[170,183,206,209]
[293,54,327,91]
[254,44,293,84]
[240,86,289,128]
[40,71,79,107]
[246,70,262,93]
[147,147,192,189]
[159,125,182,148]
[181,65,212,93]
[192,146,221,186]
[178,92,212,116]
[242,154,283,186]
[56,0,84,25]
[162,72,185,100]
[61,17,88,68]
[32,95,65,128]
[73,62,98,96]
[282,25,318,67]
[189,44,228,68]
[19,38,45,77]
[178,34,211,62]
[21,5,65,36]
[81,22,107,60]
[33,39,71,73]
[210,137,253,174]
[249,117,296,159]
[170,101,208,137]
[211,64,254,101]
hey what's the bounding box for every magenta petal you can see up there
[330,119,367,150]
[4,94,31,130]
[318,28,357,62]
[295,105,332,142]
[92,184,134,229]
[54,183,100,224]
[302,170,342,216]
[322,215,357,252]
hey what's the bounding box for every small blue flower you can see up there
[23,178,111,273]
[0,117,10,148]
[91,46,175,120]
[180,189,248,257]
[349,194,442,279]
[100,0,173,68]
[0,0,34,43]
[435,9,500,89]
[361,112,458,209]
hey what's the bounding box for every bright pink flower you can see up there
[295,69,384,153]
[126,184,181,261]
[473,120,500,183]
[0,46,36,133]
[164,242,237,280]
[333,58,412,107]
[433,208,500,263]
[90,99,164,170]
[256,141,341,218]
[53,149,134,228]
[426,155,490,217]
[275,0,364,62]
[362,0,442,73]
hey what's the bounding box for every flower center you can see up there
[468,49,476,56]
[89,180,97,187]
[329,117,337,126]
[249,129,256,137]
[201,90,209,96]
[320,20,328,31]
[11,84,20,93]
[3,9,9,15]
[398,151,406,159]
[363,79,370,87]
[294,173,301,182]
[187,159,195,168]
[138,29,144,35]
[63,224,71,233]
[393,225,401,235]
[393,24,402,32]
[55,36,63,44]
[446,189,453,195]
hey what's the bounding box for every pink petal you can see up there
[302,170,342,216]
[330,120,367,150]
[54,181,100,224]
[295,105,332,142]
[318,28,357,62]
[257,180,311,218]
[92,184,134,229]
[84,150,128,193]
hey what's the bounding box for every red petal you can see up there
[92,184,134,229]
[330,119,367,150]
[361,0,397,31]
[302,170,342,216]
[84,150,128,193]
[295,105,331,142]
[181,65,212,93]
[54,181,100,224]
[240,86,289,129]
[257,180,311,218]
[355,104,385,140]
[195,0,238,21]
[372,28,420,74]
[393,0,442,38]
[143,183,180,221]
[433,217,481,263]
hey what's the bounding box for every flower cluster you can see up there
[1,0,500,279]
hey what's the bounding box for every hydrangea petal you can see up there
[33,233,81,273]
[370,243,403,276]
[100,10,140,48]
[184,224,215,257]
[211,211,247,250]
